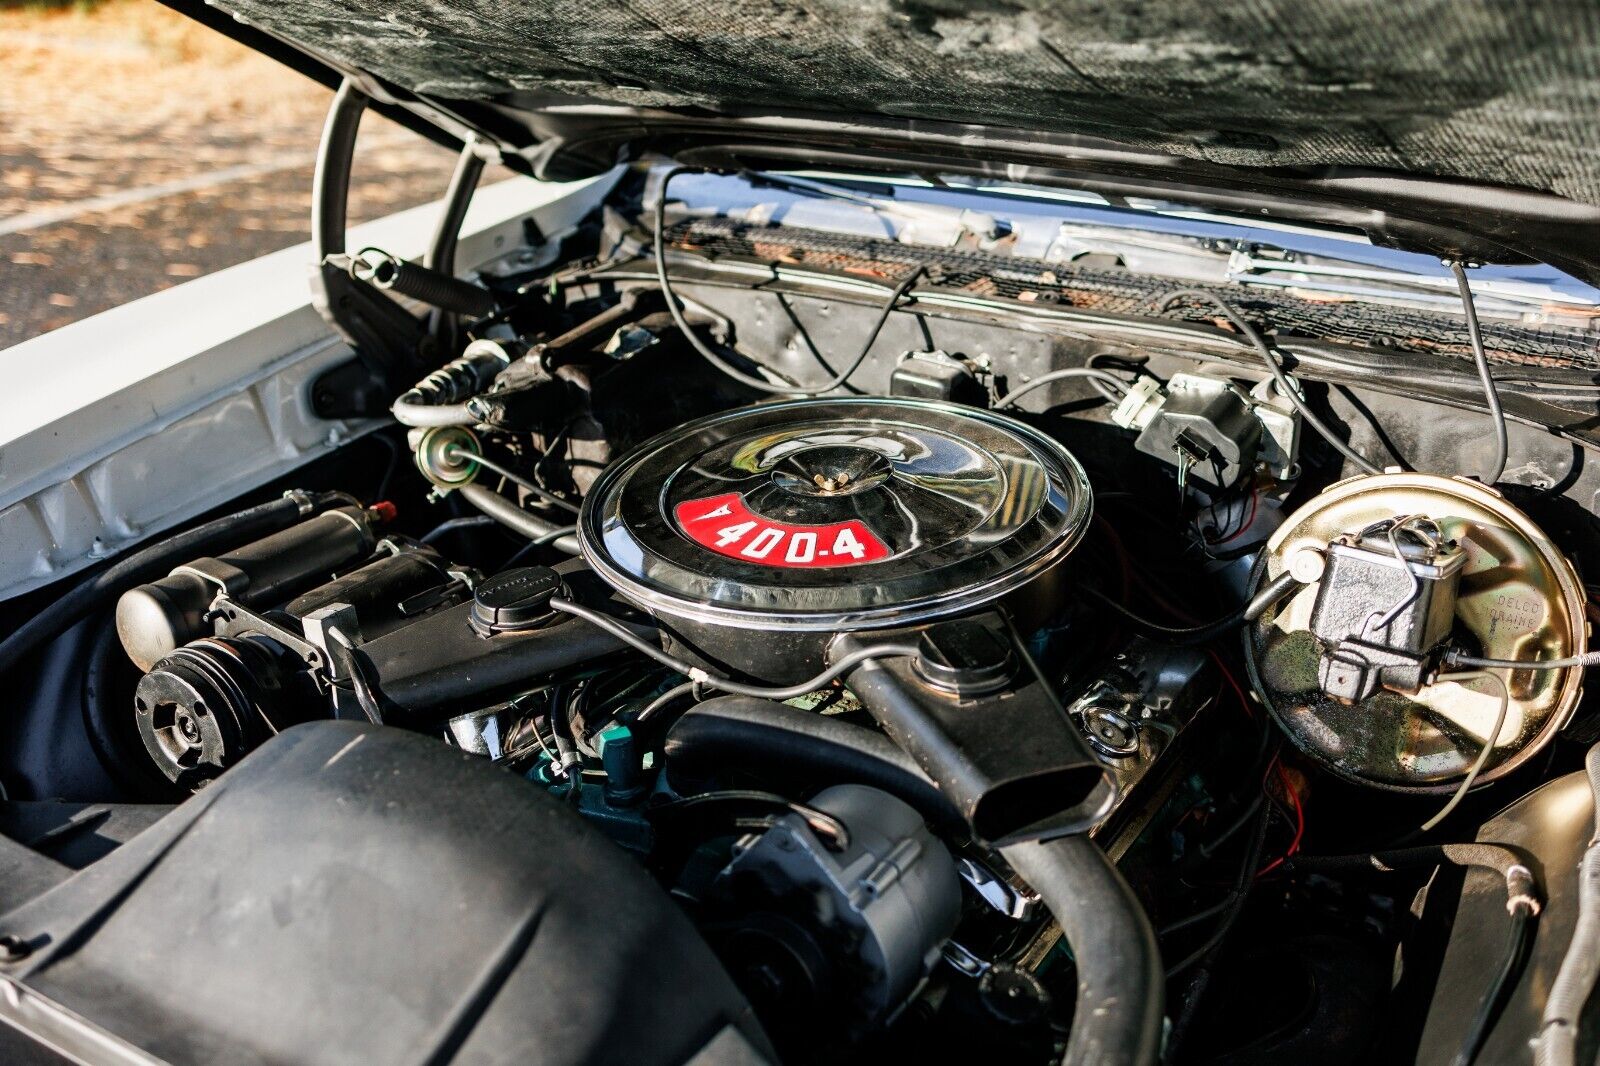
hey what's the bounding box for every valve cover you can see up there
[578,398,1093,635]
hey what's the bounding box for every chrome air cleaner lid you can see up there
[578,398,1093,632]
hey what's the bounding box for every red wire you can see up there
[1256,759,1306,877]
[1214,490,1260,545]
[1207,649,1254,720]
[1195,653,1308,879]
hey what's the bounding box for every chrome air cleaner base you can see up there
[577,398,1093,682]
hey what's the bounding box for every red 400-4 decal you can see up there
[673,492,890,568]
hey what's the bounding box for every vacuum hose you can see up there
[390,342,511,428]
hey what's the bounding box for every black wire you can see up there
[1159,894,1237,939]
[369,432,402,502]
[544,681,583,797]
[532,420,574,488]
[570,668,667,756]
[1165,821,1272,979]
[1452,905,1537,1066]
[1164,803,1274,1062]
[1083,571,1301,647]
[547,597,919,704]
[420,515,498,544]
[1163,726,1279,938]
[1155,289,1382,476]
[502,524,579,564]
[654,165,924,396]
[1196,790,1267,861]
[1448,260,1508,486]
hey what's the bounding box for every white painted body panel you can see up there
[0,172,617,600]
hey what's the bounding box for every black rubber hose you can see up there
[1084,570,1301,647]
[547,681,583,789]
[1456,907,1536,1066]
[663,696,962,834]
[1288,842,1538,887]
[663,695,1162,1066]
[1000,836,1165,1066]
[0,491,342,682]
[81,613,170,800]
[1289,842,1543,1066]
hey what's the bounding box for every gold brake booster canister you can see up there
[1243,472,1587,792]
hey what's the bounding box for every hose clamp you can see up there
[281,488,317,516]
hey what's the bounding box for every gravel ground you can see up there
[0,1,509,350]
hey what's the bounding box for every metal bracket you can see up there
[308,79,431,418]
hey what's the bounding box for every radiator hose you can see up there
[664,697,1164,1066]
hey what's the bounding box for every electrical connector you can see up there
[1114,373,1263,491]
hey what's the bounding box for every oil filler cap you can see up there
[471,567,562,634]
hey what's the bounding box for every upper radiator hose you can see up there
[664,696,1163,1066]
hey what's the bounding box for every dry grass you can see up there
[1,0,337,215]
[0,0,501,347]
[0,1,325,115]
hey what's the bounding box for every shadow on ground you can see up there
[0,0,511,348]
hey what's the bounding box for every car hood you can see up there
[170,0,1600,282]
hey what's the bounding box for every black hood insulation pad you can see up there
[210,0,1600,206]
